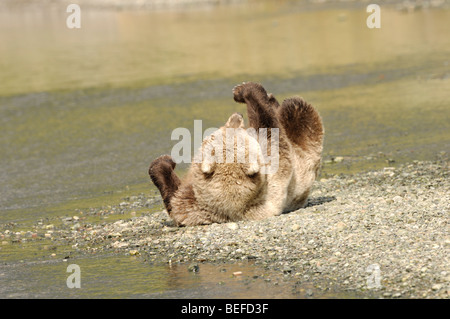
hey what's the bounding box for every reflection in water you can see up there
[0,4,449,95]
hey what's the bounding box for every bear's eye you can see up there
[201,160,215,174]
[246,162,260,176]
[247,171,259,178]
[203,170,214,179]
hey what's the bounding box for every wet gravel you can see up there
[1,159,448,298]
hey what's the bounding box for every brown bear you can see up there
[149,82,324,226]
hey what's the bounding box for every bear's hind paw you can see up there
[232,82,247,103]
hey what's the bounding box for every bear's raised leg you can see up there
[268,93,280,109]
[148,155,181,215]
[233,82,280,130]
[233,82,292,218]
[278,97,324,151]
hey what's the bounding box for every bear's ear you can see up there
[225,112,245,129]
[201,159,216,174]
[245,161,260,176]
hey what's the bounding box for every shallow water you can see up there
[0,254,362,299]
[0,1,449,298]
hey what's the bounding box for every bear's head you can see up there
[191,113,268,220]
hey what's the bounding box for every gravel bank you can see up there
[2,159,448,298]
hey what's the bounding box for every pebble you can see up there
[282,266,292,274]
[336,221,347,231]
[188,263,199,272]
[129,250,140,256]
[112,241,129,248]
[393,196,403,203]
[432,284,442,291]
[227,223,239,230]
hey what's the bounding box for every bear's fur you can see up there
[149,82,324,226]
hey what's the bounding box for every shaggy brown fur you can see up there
[149,82,324,226]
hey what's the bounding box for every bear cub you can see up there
[149,82,324,226]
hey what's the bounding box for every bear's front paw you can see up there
[232,82,247,103]
[149,155,176,177]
